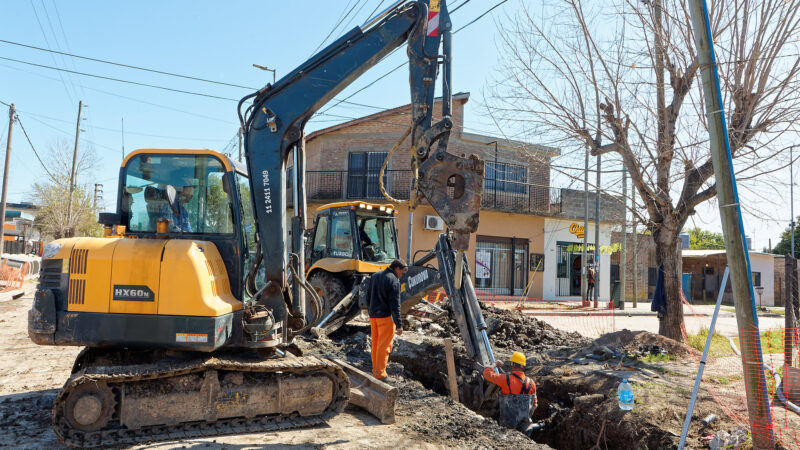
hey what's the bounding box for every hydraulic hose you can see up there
[379,125,413,205]
[288,254,322,336]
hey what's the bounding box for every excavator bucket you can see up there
[329,358,397,424]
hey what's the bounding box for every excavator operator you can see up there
[483,351,538,436]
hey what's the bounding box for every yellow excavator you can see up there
[28,1,493,447]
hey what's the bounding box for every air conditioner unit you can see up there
[424,215,444,231]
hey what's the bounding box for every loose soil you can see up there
[4,284,794,449]
[0,287,546,449]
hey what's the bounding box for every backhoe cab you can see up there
[305,202,399,321]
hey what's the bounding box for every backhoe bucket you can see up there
[329,358,397,424]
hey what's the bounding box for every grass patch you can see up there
[707,374,743,385]
[636,353,675,364]
[720,306,783,316]
[687,327,736,357]
[732,328,785,355]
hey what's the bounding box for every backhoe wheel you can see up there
[307,271,346,325]
[63,381,115,432]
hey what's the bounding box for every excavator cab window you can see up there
[122,153,235,234]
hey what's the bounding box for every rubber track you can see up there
[53,355,349,448]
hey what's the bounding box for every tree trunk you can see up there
[654,228,684,341]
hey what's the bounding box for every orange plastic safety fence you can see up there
[681,291,800,447]
[0,261,28,292]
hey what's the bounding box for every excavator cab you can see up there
[305,202,399,320]
[118,149,254,302]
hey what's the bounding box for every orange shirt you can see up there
[483,367,537,400]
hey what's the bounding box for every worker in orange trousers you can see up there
[367,259,407,380]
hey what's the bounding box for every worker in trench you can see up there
[483,352,538,436]
[367,259,407,381]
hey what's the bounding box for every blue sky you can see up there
[0,0,794,250]
[0,0,511,205]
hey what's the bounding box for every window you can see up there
[237,173,255,249]
[485,161,526,194]
[311,215,329,262]
[475,237,528,296]
[123,154,234,234]
[329,212,353,258]
[356,213,398,262]
[347,152,388,199]
[752,272,762,287]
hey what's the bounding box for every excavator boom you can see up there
[238,0,483,338]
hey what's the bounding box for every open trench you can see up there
[390,336,677,449]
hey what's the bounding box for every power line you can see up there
[319,0,509,116]
[450,0,473,13]
[454,0,509,34]
[14,114,58,181]
[364,0,389,23]
[0,55,238,101]
[15,108,230,142]
[0,62,235,124]
[0,38,257,90]
[29,0,76,105]
[338,0,372,34]
[311,0,359,55]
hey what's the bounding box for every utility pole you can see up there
[0,104,15,254]
[687,0,774,446]
[238,127,244,163]
[67,100,83,237]
[93,184,103,211]
[582,149,589,305]
[594,154,601,308]
[789,145,796,258]
[621,168,627,309]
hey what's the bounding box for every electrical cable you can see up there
[454,0,509,33]
[14,114,58,181]
[0,38,256,90]
[310,0,361,55]
[319,0,510,116]
[0,55,238,101]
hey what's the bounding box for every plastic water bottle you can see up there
[618,379,634,410]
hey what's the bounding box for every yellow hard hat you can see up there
[509,351,526,366]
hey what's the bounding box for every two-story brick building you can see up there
[298,93,623,300]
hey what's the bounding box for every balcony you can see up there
[292,170,563,215]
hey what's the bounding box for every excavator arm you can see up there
[238,0,483,339]
[313,232,495,367]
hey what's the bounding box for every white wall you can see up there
[542,218,613,300]
[749,253,775,306]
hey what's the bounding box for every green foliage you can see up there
[34,181,101,239]
[32,139,100,239]
[772,220,800,256]
[637,353,675,363]
[686,327,735,356]
[732,328,785,355]
[685,227,725,250]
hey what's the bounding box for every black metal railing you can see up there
[291,170,562,215]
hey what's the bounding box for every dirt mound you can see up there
[429,303,590,354]
[593,329,696,358]
[298,324,545,448]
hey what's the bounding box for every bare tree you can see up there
[488,0,800,340]
[33,139,100,239]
